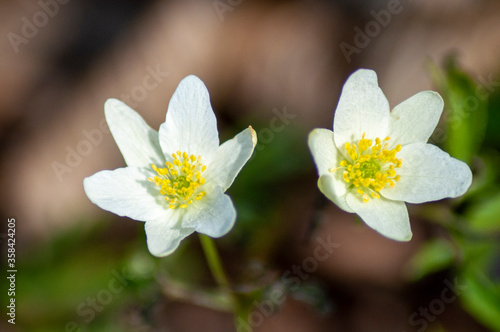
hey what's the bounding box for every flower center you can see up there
[331,133,402,203]
[148,151,207,209]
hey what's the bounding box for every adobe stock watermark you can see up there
[7,0,71,54]
[65,268,134,332]
[52,118,110,182]
[51,64,168,182]
[250,106,297,161]
[120,65,169,108]
[212,0,243,22]
[429,73,500,145]
[236,236,340,331]
[339,0,409,64]
[407,277,467,332]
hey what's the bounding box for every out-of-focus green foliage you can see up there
[15,221,159,332]
[465,151,499,200]
[407,239,456,282]
[460,266,500,331]
[409,61,500,331]
[225,121,313,250]
[459,234,500,331]
[484,89,500,149]
[466,192,500,233]
[431,57,488,165]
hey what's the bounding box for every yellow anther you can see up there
[331,132,402,203]
[362,194,369,203]
[149,151,207,209]
[342,171,350,183]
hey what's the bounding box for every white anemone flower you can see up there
[308,69,472,241]
[84,75,257,256]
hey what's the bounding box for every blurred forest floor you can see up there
[1,0,500,331]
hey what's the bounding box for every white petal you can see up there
[346,192,412,241]
[308,128,339,175]
[333,69,390,153]
[145,215,195,257]
[380,143,473,203]
[308,129,353,212]
[388,91,443,147]
[83,167,170,222]
[159,75,219,164]
[181,187,236,238]
[105,99,164,167]
[204,126,257,192]
[318,174,354,213]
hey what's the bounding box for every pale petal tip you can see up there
[351,68,377,81]
[248,125,258,147]
[428,90,444,103]
[82,177,91,198]
[82,175,100,204]
[147,243,179,257]
[104,98,123,110]
[398,230,413,242]
[178,75,206,89]
[183,74,202,81]
[308,128,326,140]
[307,128,321,150]
[171,75,210,106]
[456,164,473,198]
[421,90,445,114]
[380,223,413,242]
[355,67,376,74]
[372,225,413,242]
[308,128,319,136]
[104,98,131,119]
[145,221,186,257]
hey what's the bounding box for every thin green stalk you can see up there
[199,234,230,290]
[198,234,251,332]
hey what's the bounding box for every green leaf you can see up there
[432,57,488,164]
[466,191,500,233]
[460,267,500,331]
[484,88,500,148]
[406,239,456,281]
[456,226,500,331]
[464,152,498,199]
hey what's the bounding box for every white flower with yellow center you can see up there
[308,69,472,241]
[84,75,257,256]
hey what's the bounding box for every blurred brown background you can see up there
[1,0,500,331]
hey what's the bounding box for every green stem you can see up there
[198,234,250,332]
[199,234,230,290]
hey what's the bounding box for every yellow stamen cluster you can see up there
[148,151,207,209]
[331,133,402,203]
